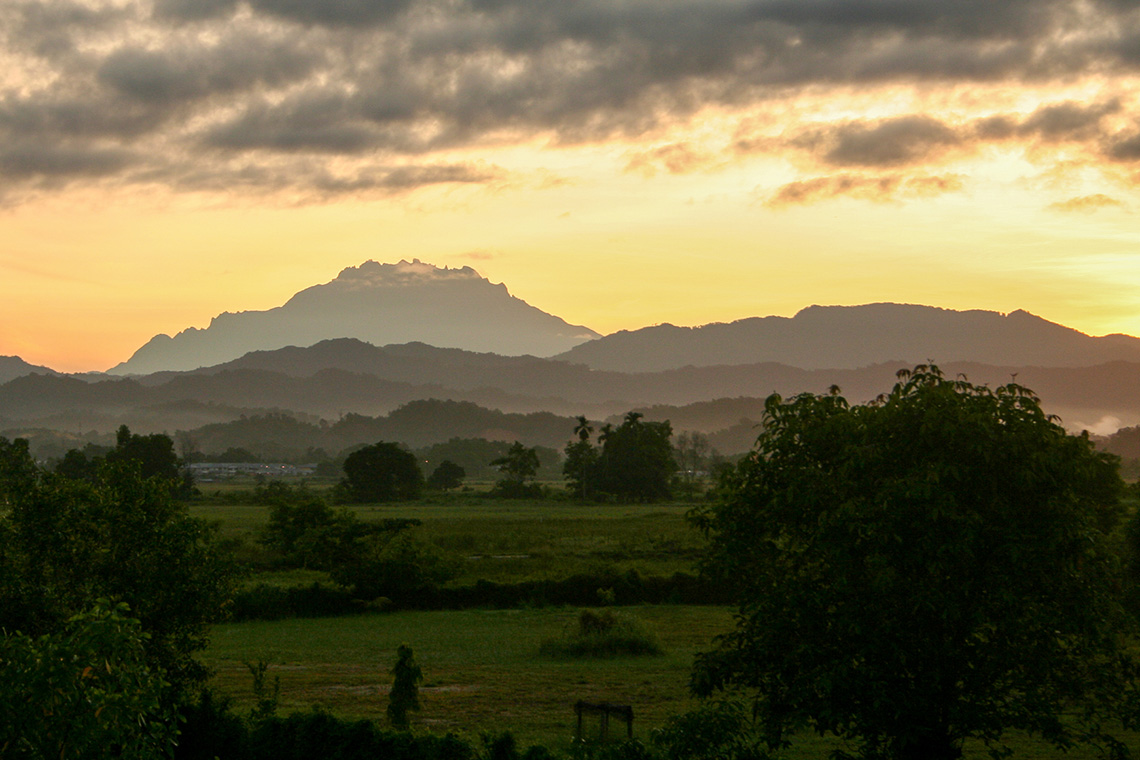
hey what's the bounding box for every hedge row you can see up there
[176,699,555,760]
[228,571,729,621]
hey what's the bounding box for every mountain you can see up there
[108,260,600,374]
[0,356,59,384]
[555,303,1140,372]
[10,338,1140,449]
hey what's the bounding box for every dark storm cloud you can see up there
[97,35,322,105]
[812,116,962,167]
[5,0,1140,200]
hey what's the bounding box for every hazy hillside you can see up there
[109,260,600,374]
[0,357,58,384]
[8,345,1140,453]
[556,304,1140,372]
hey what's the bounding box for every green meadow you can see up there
[195,496,1140,757]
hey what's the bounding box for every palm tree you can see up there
[573,415,593,442]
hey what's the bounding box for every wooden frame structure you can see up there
[574,701,633,741]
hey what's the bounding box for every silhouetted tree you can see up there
[427,459,465,491]
[339,441,423,503]
[564,417,599,500]
[692,366,1137,760]
[107,425,181,482]
[489,441,542,497]
[595,412,676,502]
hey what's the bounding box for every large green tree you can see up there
[0,438,233,693]
[692,366,1138,760]
[339,441,424,503]
[595,412,676,502]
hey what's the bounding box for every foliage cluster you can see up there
[539,608,663,659]
[256,489,457,602]
[229,570,727,620]
[1,601,178,760]
[693,366,1139,760]
[0,436,233,691]
[338,440,424,502]
[564,413,677,502]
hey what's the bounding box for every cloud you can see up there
[624,143,714,176]
[97,34,322,105]
[4,0,1140,201]
[802,116,963,168]
[765,173,965,206]
[1048,194,1124,212]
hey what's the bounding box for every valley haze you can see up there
[4,260,1140,460]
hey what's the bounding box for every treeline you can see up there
[230,571,729,622]
[187,401,576,462]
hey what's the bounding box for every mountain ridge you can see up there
[108,260,601,374]
[555,303,1140,372]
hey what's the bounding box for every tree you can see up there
[107,424,181,481]
[490,441,542,497]
[0,439,234,693]
[387,644,422,729]
[339,441,423,503]
[673,430,712,499]
[1,601,178,759]
[691,366,1138,760]
[594,412,676,502]
[491,441,540,484]
[427,459,466,490]
[563,438,599,500]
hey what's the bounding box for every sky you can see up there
[5,0,1140,372]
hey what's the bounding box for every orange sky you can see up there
[4,1,1140,372]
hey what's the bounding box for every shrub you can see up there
[539,609,663,658]
[388,644,422,729]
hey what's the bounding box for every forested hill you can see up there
[6,346,1140,459]
[555,303,1140,372]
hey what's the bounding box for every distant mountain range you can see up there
[556,303,1140,372]
[6,337,1140,457]
[109,260,600,374]
[6,261,1140,460]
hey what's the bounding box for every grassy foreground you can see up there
[204,605,732,747]
[203,605,1139,758]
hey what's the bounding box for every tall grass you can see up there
[539,609,663,659]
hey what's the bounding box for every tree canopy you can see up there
[692,366,1138,760]
[595,412,676,502]
[339,441,424,503]
[0,437,233,693]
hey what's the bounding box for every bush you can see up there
[539,609,663,658]
[229,583,362,621]
[329,530,460,602]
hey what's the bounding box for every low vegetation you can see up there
[5,370,1140,759]
[538,608,664,659]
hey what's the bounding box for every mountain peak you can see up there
[109,260,600,374]
[333,259,482,287]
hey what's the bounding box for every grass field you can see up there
[193,492,1140,757]
[190,500,708,585]
[203,605,1140,758]
[203,605,733,748]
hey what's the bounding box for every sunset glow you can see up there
[5,0,1140,372]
